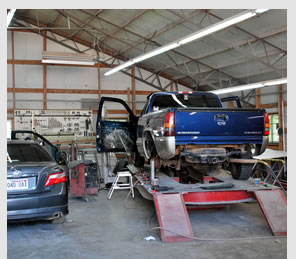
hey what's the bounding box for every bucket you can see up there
[254,178,261,186]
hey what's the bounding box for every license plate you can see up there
[7,178,29,190]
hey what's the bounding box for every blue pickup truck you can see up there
[96,91,269,181]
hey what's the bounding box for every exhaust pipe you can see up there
[53,212,63,219]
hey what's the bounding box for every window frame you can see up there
[268,113,280,144]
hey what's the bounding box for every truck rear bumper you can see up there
[175,135,264,145]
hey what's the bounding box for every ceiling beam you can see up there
[23,10,240,91]
[70,9,103,38]
[158,27,286,74]
[53,9,209,88]
[168,9,284,76]
[215,35,284,75]
[48,12,61,27]
[13,16,195,92]
[78,9,228,89]
[165,10,250,85]
[104,10,202,62]
[206,10,287,54]
[174,50,286,83]
[89,9,149,44]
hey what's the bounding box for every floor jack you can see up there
[69,160,99,201]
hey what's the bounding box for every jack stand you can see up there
[150,159,160,190]
[150,159,159,187]
[150,159,155,183]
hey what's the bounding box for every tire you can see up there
[230,148,253,180]
[230,162,253,180]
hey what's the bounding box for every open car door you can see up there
[96,97,137,153]
[10,130,60,163]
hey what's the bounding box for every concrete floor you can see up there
[7,188,286,259]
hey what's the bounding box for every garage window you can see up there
[7,120,12,139]
[269,114,279,144]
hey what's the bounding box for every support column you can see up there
[132,67,136,114]
[12,31,16,111]
[278,85,283,150]
[256,88,261,108]
[170,81,174,91]
[127,87,131,109]
[43,31,47,110]
[98,60,101,101]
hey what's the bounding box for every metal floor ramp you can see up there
[153,193,194,242]
[254,189,287,236]
[153,190,287,242]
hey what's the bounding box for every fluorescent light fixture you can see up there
[255,9,270,14]
[104,9,269,76]
[42,60,96,66]
[7,9,16,27]
[209,78,287,95]
[104,60,134,76]
[178,11,257,45]
[132,43,180,63]
[42,51,97,66]
[264,78,287,86]
[104,43,179,76]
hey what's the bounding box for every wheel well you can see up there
[142,130,156,159]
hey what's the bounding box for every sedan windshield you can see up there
[7,143,54,163]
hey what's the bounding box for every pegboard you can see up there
[14,109,93,137]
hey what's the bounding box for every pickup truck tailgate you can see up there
[175,108,265,145]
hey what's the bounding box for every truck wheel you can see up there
[230,150,253,180]
[230,162,253,180]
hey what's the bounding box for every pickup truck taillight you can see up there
[164,111,175,136]
[45,172,66,187]
[264,113,270,136]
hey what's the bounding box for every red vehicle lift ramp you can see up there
[253,189,287,236]
[153,193,194,243]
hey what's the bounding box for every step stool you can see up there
[108,171,134,199]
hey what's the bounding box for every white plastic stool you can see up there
[107,171,134,199]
